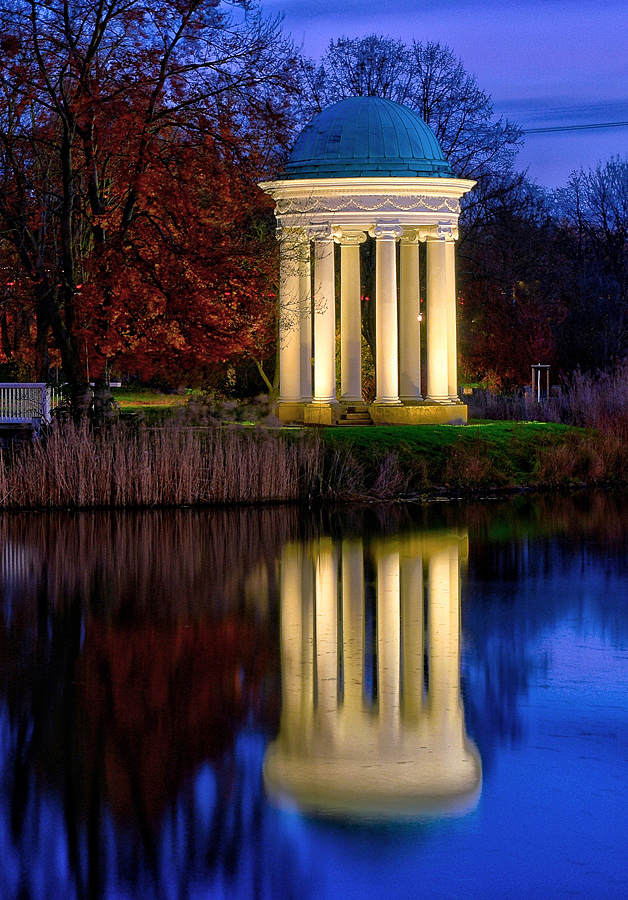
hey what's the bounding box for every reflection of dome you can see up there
[283,96,454,180]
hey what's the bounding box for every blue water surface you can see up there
[0,495,626,899]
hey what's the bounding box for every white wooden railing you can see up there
[0,383,63,427]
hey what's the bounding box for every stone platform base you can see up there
[369,402,467,425]
[303,402,340,426]
[278,400,468,426]
[264,742,481,819]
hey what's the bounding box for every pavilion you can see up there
[260,96,475,425]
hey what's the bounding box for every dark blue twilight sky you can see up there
[261,0,628,188]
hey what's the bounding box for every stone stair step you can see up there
[338,408,374,426]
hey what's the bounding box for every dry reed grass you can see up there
[0,421,326,509]
[553,365,628,437]
[0,420,436,509]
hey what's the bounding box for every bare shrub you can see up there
[444,439,508,488]
[556,364,628,435]
[533,442,580,486]
[371,453,408,499]
[533,429,628,485]
[466,389,527,421]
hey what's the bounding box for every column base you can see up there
[340,395,367,405]
[303,401,340,426]
[369,402,467,426]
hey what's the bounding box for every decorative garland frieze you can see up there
[275,195,460,215]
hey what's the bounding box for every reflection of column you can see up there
[372,222,404,404]
[377,548,401,732]
[399,233,421,401]
[299,245,313,401]
[265,530,480,821]
[401,552,423,720]
[279,544,305,740]
[311,227,337,403]
[278,231,302,403]
[301,547,315,731]
[315,538,338,720]
[341,539,364,713]
[427,540,460,723]
[340,231,367,403]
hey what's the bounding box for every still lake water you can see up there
[0,494,627,900]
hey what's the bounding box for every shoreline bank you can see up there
[0,420,626,510]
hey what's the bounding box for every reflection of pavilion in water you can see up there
[264,530,482,819]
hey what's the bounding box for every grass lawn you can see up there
[110,387,204,422]
[321,421,577,487]
[111,386,194,411]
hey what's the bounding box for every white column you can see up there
[425,234,450,402]
[340,230,367,403]
[299,242,313,400]
[372,222,403,404]
[278,230,302,402]
[310,226,337,403]
[399,232,422,401]
[445,239,459,400]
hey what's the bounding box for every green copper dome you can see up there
[283,96,454,180]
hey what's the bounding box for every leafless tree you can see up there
[299,36,522,188]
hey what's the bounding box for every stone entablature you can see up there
[262,176,471,232]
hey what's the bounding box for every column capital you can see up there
[418,223,459,242]
[369,221,404,240]
[336,227,367,246]
[307,223,339,243]
[400,228,421,244]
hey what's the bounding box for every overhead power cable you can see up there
[524,120,628,134]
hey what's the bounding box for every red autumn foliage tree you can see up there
[74,136,280,386]
[80,620,277,823]
[0,0,298,408]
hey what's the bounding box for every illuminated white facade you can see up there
[260,97,475,425]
